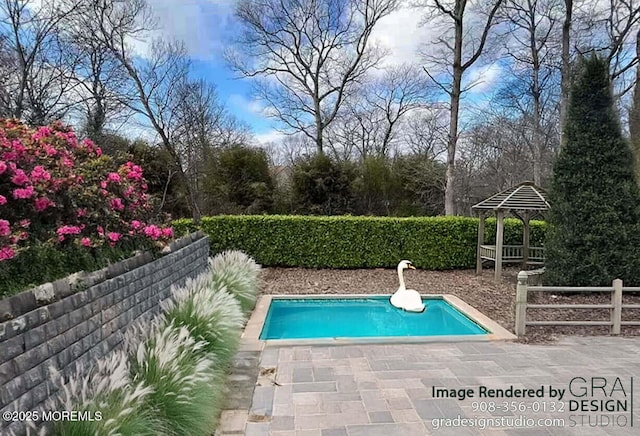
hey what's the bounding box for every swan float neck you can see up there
[397,263,407,289]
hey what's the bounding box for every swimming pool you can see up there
[259,296,488,340]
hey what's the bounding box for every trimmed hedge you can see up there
[173,215,546,270]
[0,242,151,299]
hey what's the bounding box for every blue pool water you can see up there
[259,297,488,340]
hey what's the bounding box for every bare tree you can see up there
[88,0,202,221]
[501,0,561,184]
[0,0,83,124]
[404,106,449,158]
[171,79,251,212]
[629,29,640,185]
[326,65,431,160]
[230,0,398,155]
[419,0,505,215]
[558,0,572,145]
[583,0,640,101]
[60,0,133,141]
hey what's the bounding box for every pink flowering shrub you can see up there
[0,119,173,261]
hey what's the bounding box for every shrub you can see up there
[204,145,275,214]
[0,241,147,299]
[208,251,261,313]
[50,252,262,436]
[128,323,219,436]
[163,279,244,362]
[291,154,357,215]
[0,119,173,297]
[546,56,640,286]
[0,119,172,262]
[174,215,546,269]
[48,351,158,436]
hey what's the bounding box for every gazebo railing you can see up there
[529,246,544,263]
[480,245,544,263]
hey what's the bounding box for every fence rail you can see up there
[515,272,640,336]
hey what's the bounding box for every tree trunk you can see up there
[559,0,573,147]
[531,17,543,186]
[629,29,640,187]
[316,123,324,155]
[445,13,464,216]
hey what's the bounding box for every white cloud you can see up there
[371,5,429,67]
[228,94,277,117]
[254,129,286,145]
[132,0,238,60]
[465,63,503,94]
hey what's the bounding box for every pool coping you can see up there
[241,294,516,348]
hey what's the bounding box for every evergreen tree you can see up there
[545,55,640,286]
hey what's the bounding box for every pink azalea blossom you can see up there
[56,225,82,236]
[81,237,91,247]
[124,162,143,180]
[110,198,124,211]
[100,181,107,189]
[0,160,6,174]
[130,220,143,230]
[11,140,26,153]
[13,186,34,199]
[0,195,6,205]
[34,197,54,211]
[0,246,15,261]
[161,227,174,238]
[43,144,57,156]
[19,219,30,228]
[30,165,51,182]
[61,157,74,168]
[95,147,102,157]
[107,172,121,183]
[97,226,104,236]
[107,232,121,243]
[0,219,10,237]
[32,126,52,140]
[11,169,30,186]
[2,152,18,161]
[143,224,162,240]
[76,208,87,217]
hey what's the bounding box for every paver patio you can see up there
[238,337,640,435]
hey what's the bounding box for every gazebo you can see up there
[472,181,550,280]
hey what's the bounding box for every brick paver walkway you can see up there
[246,337,640,435]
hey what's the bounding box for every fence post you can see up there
[515,271,529,336]
[611,279,623,335]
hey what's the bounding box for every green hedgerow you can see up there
[174,215,546,270]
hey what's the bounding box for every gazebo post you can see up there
[522,211,530,269]
[476,211,485,275]
[495,210,505,281]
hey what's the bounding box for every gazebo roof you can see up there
[471,181,550,211]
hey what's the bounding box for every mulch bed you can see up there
[260,267,640,343]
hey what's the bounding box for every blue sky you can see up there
[144,0,505,145]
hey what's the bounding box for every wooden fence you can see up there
[514,271,640,336]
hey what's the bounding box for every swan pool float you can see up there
[390,260,426,313]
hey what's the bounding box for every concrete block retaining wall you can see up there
[0,232,209,435]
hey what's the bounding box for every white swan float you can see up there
[390,260,426,313]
